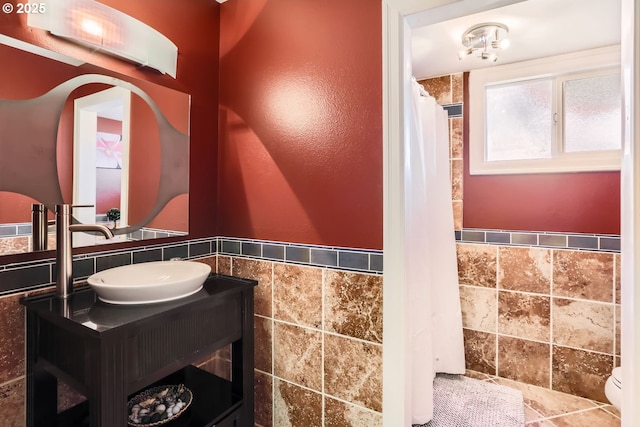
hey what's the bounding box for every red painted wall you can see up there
[0,0,220,241]
[462,74,621,234]
[96,169,121,214]
[218,0,383,249]
[128,94,160,225]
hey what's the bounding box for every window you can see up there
[469,46,621,175]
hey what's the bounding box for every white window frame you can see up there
[469,46,622,175]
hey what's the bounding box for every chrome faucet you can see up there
[55,204,114,299]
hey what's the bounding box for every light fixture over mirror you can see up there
[27,0,178,77]
[457,22,509,63]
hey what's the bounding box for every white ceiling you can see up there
[411,0,621,79]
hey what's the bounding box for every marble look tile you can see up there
[464,369,494,381]
[552,298,613,353]
[494,377,597,418]
[57,380,86,413]
[273,264,322,329]
[451,159,463,201]
[324,334,382,412]
[215,344,231,361]
[614,253,620,304]
[523,405,545,424]
[0,377,24,427]
[550,407,621,427]
[525,421,557,427]
[450,117,463,159]
[552,346,613,402]
[459,285,496,332]
[452,73,464,104]
[498,247,551,294]
[197,356,231,381]
[325,396,382,427]
[232,258,273,317]
[324,271,382,343]
[553,251,614,302]
[273,322,322,391]
[498,292,550,341]
[194,256,216,273]
[498,336,550,388]
[463,329,496,375]
[273,379,322,427]
[0,294,25,384]
[255,371,273,427]
[615,305,621,356]
[419,75,452,105]
[453,201,463,230]
[47,234,56,251]
[217,255,232,275]
[602,404,621,419]
[0,236,29,256]
[255,316,273,373]
[457,244,497,288]
[525,417,557,427]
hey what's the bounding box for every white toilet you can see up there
[604,366,622,411]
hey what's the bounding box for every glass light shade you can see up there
[27,0,178,77]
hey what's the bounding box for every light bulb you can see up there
[81,18,103,37]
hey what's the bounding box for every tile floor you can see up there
[466,370,621,427]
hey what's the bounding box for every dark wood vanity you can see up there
[21,274,256,427]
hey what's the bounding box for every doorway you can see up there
[381,0,638,425]
[73,86,131,246]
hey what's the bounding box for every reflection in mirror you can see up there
[0,42,191,256]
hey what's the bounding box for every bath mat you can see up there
[414,374,525,427]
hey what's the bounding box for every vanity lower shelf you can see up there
[57,365,242,427]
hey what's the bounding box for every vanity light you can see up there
[457,22,509,63]
[27,0,178,77]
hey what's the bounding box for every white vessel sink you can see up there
[87,260,212,305]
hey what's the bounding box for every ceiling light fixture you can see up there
[457,22,509,63]
[27,0,178,77]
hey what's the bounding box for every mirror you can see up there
[0,41,190,256]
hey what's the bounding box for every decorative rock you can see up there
[128,384,191,425]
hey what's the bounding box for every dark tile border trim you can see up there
[217,237,383,274]
[443,103,463,118]
[0,228,619,297]
[0,238,219,297]
[456,228,621,252]
[0,237,383,297]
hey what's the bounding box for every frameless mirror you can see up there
[0,41,190,256]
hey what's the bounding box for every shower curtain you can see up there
[408,78,466,425]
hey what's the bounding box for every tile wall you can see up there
[418,73,464,231]
[458,243,619,403]
[419,74,621,403]
[215,253,383,427]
